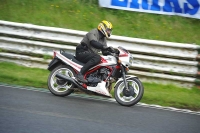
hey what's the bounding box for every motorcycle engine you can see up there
[86,67,110,87]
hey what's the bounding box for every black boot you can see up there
[76,72,88,83]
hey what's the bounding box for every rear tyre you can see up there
[47,65,76,97]
[114,78,144,107]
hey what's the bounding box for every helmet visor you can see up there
[106,28,112,37]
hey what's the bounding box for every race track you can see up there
[0,85,199,133]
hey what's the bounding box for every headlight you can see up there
[129,56,133,64]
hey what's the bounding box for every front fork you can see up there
[120,64,129,91]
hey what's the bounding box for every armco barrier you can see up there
[0,20,200,87]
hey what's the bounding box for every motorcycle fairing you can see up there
[117,47,134,67]
[98,55,117,66]
[87,81,112,97]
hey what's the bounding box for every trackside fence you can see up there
[0,20,200,88]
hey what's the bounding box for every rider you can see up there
[75,20,114,83]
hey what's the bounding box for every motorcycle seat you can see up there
[61,52,85,66]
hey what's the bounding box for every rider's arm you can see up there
[87,32,107,50]
[90,40,104,49]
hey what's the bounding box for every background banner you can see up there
[99,0,200,19]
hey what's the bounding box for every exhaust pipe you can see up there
[55,73,86,91]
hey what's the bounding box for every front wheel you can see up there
[114,78,144,107]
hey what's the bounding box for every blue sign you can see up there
[99,0,200,19]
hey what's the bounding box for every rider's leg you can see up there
[76,53,101,83]
[80,54,101,74]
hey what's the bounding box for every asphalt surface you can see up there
[0,85,200,133]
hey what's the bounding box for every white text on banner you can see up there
[98,0,200,19]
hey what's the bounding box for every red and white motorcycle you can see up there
[47,46,144,106]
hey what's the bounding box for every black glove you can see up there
[108,46,115,53]
[102,50,110,56]
[102,46,116,55]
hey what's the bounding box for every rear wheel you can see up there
[47,65,76,97]
[114,78,144,106]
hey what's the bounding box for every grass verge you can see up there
[0,0,200,45]
[0,61,199,111]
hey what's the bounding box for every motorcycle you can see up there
[47,46,144,106]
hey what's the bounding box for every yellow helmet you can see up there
[98,20,113,38]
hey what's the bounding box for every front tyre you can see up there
[47,65,75,97]
[114,78,144,107]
